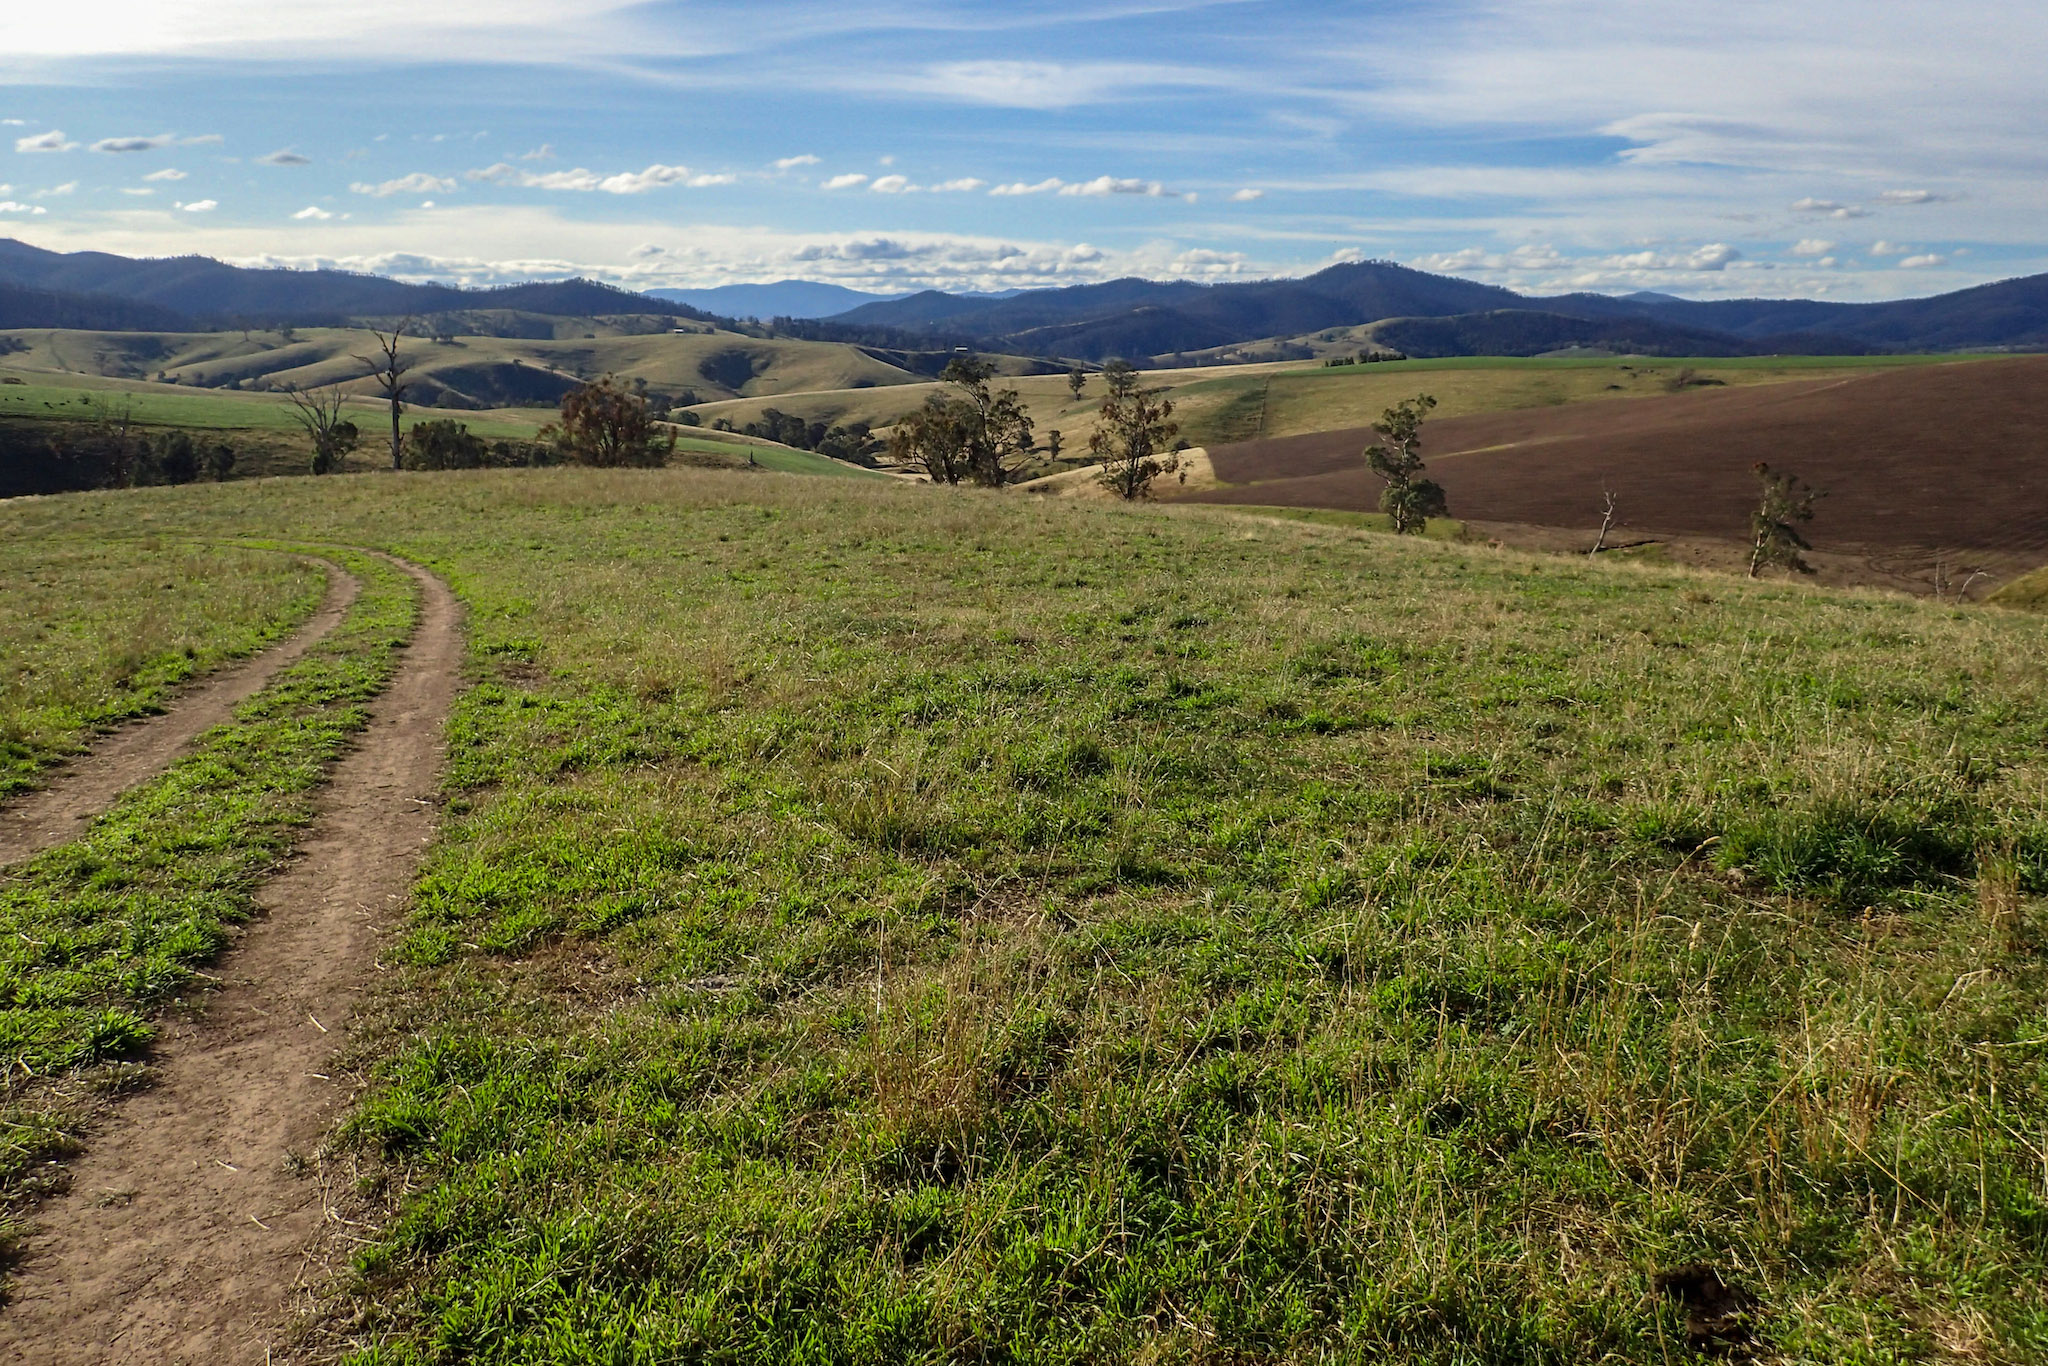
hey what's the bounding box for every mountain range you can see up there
[2,237,2045,362]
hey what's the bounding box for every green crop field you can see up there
[3,468,2047,1362]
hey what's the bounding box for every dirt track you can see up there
[1178,357,2048,563]
[0,554,462,1365]
[0,561,357,867]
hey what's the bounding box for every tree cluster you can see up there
[740,408,884,466]
[888,357,1034,486]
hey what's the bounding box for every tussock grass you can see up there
[0,538,323,797]
[4,470,2047,1360]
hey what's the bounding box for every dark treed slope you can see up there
[1368,310,1883,359]
[0,240,718,327]
[0,280,193,333]
[836,259,2048,359]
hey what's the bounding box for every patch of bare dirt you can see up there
[0,559,359,868]
[1175,356,2048,589]
[0,554,463,1365]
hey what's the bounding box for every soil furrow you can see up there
[0,554,462,1365]
[0,559,360,868]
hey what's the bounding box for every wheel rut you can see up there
[0,553,464,1365]
[0,559,360,869]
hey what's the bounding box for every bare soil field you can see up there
[1175,356,2048,574]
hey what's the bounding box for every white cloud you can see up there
[821,173,868,190]
[773,154,820,170]
[180,198,218,212]
[990,178,1064,196]
[1898,253,1945,268]
[931,178,986,193]
[1790,197,1873,219]
[292,205,333,219]
[466,161,724,192]
[1869,240,1908,256]
[90,134,172,153]
[870,174,913,193]
[179,134,223,146]
[520,144,554,161]
[1061,176,1167,198]
[1878,189,1947,204]
[1789,238,1835,256]
[0,202,48,215]
[121,187,154,196]
[881,59,1231,110]
[257,148,311,165]
[1231,188,1265,202]
[15,129,75,153]
[38,181,77,197]
[143,167,187,182]
[352,173,458,196]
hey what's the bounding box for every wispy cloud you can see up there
[14,129,75,153]
[0,201,49,215]
[821,173,868,190]
[292,205,333,219]
[773,154,820,170]
[1878,188,1947,205]
[351,173,458,197]
[89,133,172,153]
[1899,253,1945,268]
[179,198,218,212]
[257,148,311,165]
[468,161,731,192]
[143,167,187,181]
[1231,188,1264,202]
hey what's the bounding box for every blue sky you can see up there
[3,0,2042,300]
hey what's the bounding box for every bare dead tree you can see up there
[1588,488,1618,554]
[353,319,416,471]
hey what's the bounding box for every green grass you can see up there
[0,546,416,1198]
[0,374,548,441]
[5,472,2048,1361]
[1990,565,2048,612]
[0,540,324,798]
[1221,506,1467,539]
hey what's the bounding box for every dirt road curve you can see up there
[0,554,462,1366]
[0,561,359,868]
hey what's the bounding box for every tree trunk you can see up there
[390,396,402,471]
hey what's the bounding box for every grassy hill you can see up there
[690,352,1986,457]
[0,319,926,410]
[4,469,2046,1360]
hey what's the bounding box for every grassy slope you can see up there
[0,370,872,477]
[0,541,324,797]
[7,471,2048,1361]
[1990,565,2048,612]
[688,354,1981,455]
[0,324,921,405]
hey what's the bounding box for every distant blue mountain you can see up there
[645,281,899,320]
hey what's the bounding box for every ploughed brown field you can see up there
[1174,356,2048,559]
